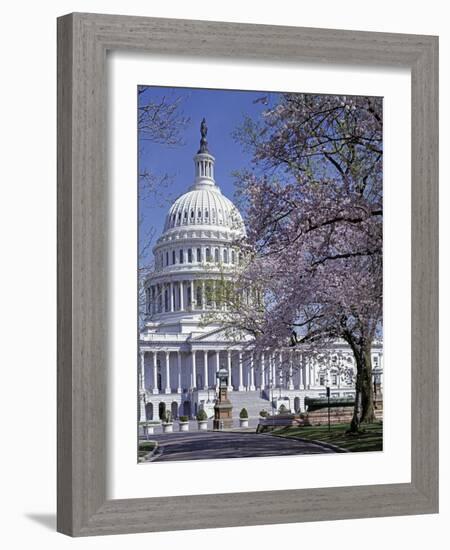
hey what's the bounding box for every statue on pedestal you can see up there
[213,367,233,430]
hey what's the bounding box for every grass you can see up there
[271,422,383,453]
[138,440,158,460]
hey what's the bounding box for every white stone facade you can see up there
[139,126,383,421]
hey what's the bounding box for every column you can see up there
[191,280,195,309]
[177,351,182,393]
[238,352,244,391]
[288,351,294,390]
[249,354,255,391]
[201,280,206,309]
[139,351,146,391]
[279,352,283,388]
[191,350,197,389]
[271,354,276,388]
[164,351,171,394]
[305,356,311,388]
[227,350,232,391]
[203,350,209,389]
[139,351,146,421]
[152,351,159,394]
[170,282,174,312]
[260,353,265,389]
[215,351,220,392]
[180,281,184,311]
[297,352,303,389]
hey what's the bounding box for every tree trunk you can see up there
[348,338,375,432]
[360,346,376,424]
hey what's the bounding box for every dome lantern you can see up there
[192,118,215,189]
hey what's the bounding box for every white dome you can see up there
[163,186,244,233]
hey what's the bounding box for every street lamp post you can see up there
[326,385,331,432]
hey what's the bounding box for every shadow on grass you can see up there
[272,422,383,453]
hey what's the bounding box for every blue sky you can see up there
[138,86,279,266]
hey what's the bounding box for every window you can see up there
[179,249,184,264]
[319,375,325,386]
[205,210,209,218]
[198,209,201,218]
[332,374,338,385]
[188,248,192,263]
[165,251,169,266]
[206,248,211,261]
[214,248,219,262]
[177,212,181,222]
[231,250,235,264]
[172,250,176,264]
[223,249,228,263]
[196,285,202,307]
[197,248,201,262]
[190,210,194,219]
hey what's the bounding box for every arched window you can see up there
[172,250,176,264]
[164,289,169,311]
[223,249,228,263]
[165,251,169,266]
[145,403,154,420]
[205,248,211,261]
[205,210,209,219]
[179,249,184,264]
[197,248,201,262]
[188,249,192,263]
[190,210,194,220]
[231,250,235,264]
[196,285,202,307]
[214,248,219,262]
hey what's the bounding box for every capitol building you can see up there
[138,122,383,424]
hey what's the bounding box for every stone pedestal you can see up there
[213,369,233,429]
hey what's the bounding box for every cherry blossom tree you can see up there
[138,87,189,324]
[221,93,383,431]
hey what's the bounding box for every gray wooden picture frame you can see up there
[57,12,438,537]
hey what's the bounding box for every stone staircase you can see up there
[227,390,271,418]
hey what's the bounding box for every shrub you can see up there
[259,409,268,418]
[278,404,288,414]
[239,407,249,419]
[305,396,354,411]
[179,415,189,422]
[197,409,208,421]
[162,411,172,423]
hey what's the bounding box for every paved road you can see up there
[147,431,336,462]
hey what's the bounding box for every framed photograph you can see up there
[57,13,438,536]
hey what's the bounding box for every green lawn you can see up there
[138,440,158,460]
[271,422,383,453]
